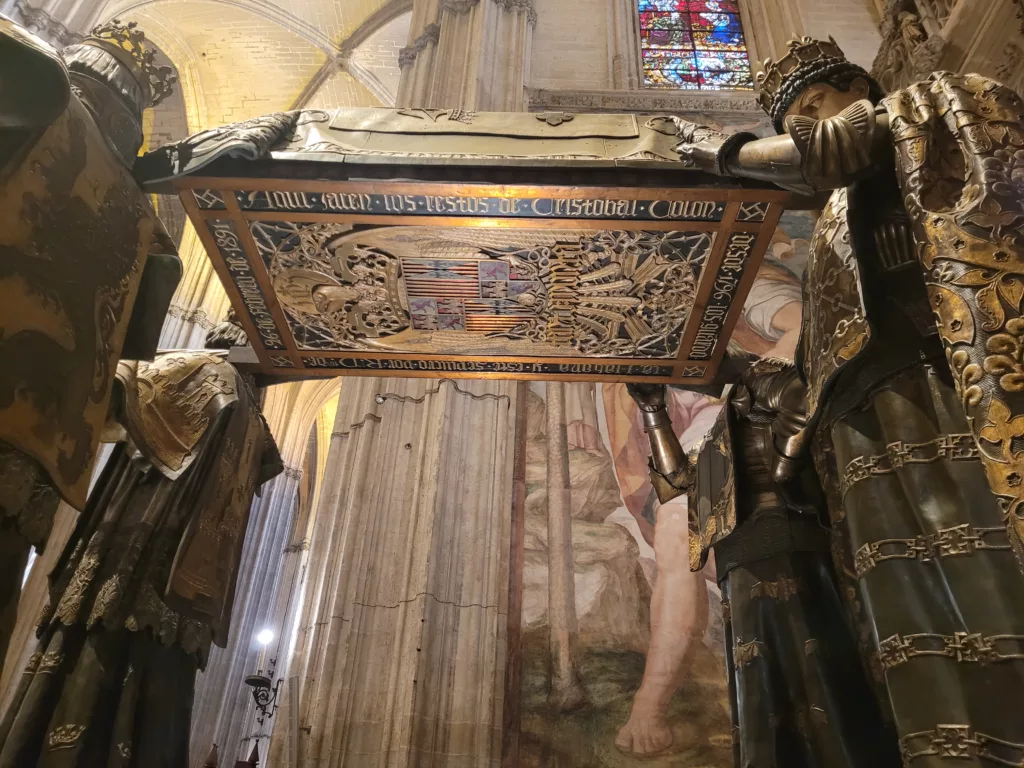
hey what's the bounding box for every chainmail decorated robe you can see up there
[686,366,900,768]
[790,75,1024,765]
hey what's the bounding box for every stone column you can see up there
[189,469,303,767]
[940,0,1024,90]
[606,0,641,89]
[799,0,880,67]
[188,380,340,767]
[397,0,535,111]
[268,376,516,768]
[159,222,230,350]
[543,382,585,711]
[0,0,86,46]
[739,0,806,63]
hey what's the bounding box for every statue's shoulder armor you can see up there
[0,18,70,130]
[115,352,243,480]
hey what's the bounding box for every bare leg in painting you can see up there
[615,498,708,756]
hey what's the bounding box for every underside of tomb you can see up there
[138,107,795,383]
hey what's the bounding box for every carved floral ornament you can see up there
[870,1,949,91]
[535,111,574,126]
[398,23,440,69]
[252,222,713,359]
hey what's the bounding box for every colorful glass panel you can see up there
[639,0,752,89]
[641,28,694,48]
[639,0,741,11]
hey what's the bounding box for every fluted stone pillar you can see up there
[543,382,585,711]
[738,0,805,62]
[941,0,1024,91]
[397,0,535,111]
[0,0,87,46]
[189,470,302,766]
[159,222,230,350]
[268,376,516,768]
[188,380,340,767]
[605,0,641,89]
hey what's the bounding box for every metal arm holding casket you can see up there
[670,99,892,196]
[626,383,694,504]
[627,361,809,504]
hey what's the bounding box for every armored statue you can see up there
[0,351,281,768]
[674,37,1024,761]
[0,18,181,661]
[628,367,900,768]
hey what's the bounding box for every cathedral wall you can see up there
[530,0,616,90]
[799,0,881,67]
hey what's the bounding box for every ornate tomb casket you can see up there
[138,108,793,384]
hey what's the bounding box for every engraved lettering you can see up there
[531,198,553,216]
[267,191,312,210]
[235,190,723,222]
[689,231,756,361]
[300,357,673,376]
[210,220,285,350]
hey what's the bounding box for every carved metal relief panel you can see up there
[178,178,785,384]
[249,222,712,360]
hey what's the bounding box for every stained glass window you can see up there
[639,0,753,90]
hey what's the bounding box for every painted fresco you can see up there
[514,211,808,766]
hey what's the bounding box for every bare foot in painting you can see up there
[615,703,674,756]
[615,500,709,757]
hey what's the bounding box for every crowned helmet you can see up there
[62,19,177,164]
[755,36,878,133]
[73,19,176,107]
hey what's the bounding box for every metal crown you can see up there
[755,36,850,116]
[85,18,177,107]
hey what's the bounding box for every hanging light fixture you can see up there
[244,629,283,726]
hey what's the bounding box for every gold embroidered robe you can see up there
[0,19,179,520]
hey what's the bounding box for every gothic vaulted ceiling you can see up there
[88,0,412,129]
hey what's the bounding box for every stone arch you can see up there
[346,9,412,105]
[92,0,338,54]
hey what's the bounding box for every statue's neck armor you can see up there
[796,154,944,431]
[831,164,944,423]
